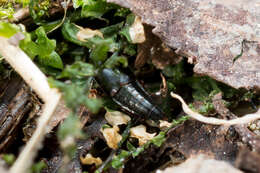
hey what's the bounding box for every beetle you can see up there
[96,68,164,121]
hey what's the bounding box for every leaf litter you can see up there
[0,0,259,173]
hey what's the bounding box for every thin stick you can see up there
[0,37,53,102]
[10,94,60,173]
[47,0,71,34]
[171,92,260,125]
[0,36,61,173]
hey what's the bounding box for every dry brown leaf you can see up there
[108,0,260,90]
[76,25,103,42]
[159,120,171,130]
[104,110,131,126]
[129,16,145,43]
[130,125,156,146]
[80,153,102,166]
[101,126,122,149]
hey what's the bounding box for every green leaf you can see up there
[35,27,56,56]
[123,44,136,56]
[62,21,119,52]
[132,147,144,158]
[19,33,39,59]
[151,132,166,147]
[0,5,14,19]
[111,150,130,169]
[90,43,109,66]
[114,7,131,17]
[29,0,50,24]
[119,14,135,42]
[62,21,85,46]
[59,61,95,79]
[58,114,84,140]
[0,21,20,38]
[30,161,46,173]
[84,97,103,114]
[72,0,84,8]
[126,141,136,152]
[20,27,63,69]
[104,53,128,69]
[81,0,118,19]
[38,51,63,69]
[41,19,62,34]
[120,27,131,42]
[48,77,103,113]
[48,78,85,110]
[185,76,220,101]
[162,62,184,82]
[100,22,124,38]
[2,154,15,166]
[81,0,107,18]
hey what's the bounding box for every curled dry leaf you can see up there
[157,154,242,173]
[101,126,122,149]
[129,16,146,44]
[171,92,260,125]
[105,110,131,126]
[130,125,156,146]
[159,120,171,130]
[80,153,102,166]
[76,25,103,42]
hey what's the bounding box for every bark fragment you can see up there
[235,147,260,173]
[0,75,33,152]
[108,0,260,90]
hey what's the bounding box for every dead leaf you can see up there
[101,126,122,149]
[159,120,171,130]
[235,147,260,173]
[108,0,260,90]
[80,153,102,166]
[105,110,131,126]
[129,16,145,43]
[76,26,103,42]
[130,125,156,146]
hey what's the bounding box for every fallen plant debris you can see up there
[108,0,260,90]
[171,92,260,125]
[0,0,259,173]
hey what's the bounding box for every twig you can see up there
[212,93,260,152]
[160,73,167,97]
[47,0,70,34]
[171,92,260,125]
[0,36,61,173]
